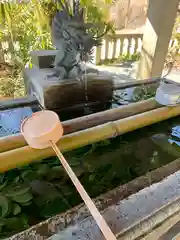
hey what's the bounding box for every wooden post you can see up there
[0,42,5,62]
[137,0,179,80]
[95,46,102,65]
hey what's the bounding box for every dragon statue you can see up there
[48,0,109,81]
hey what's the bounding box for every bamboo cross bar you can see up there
[1,104,180,172]
[0,98,161,153]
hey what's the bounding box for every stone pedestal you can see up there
[30,50,58,69]
[25,50,114,112]
[24,68,113,111]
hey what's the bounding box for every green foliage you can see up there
[0,161,62,237]
[0,2,54,64]
[101,52,140,65]
[0,2,53,98]
[0,180,32,237]
[81,0,114,36]
[0,0,113,98]
[0,68,25,98]
[132,85,157,102]
[164,13,180,75]
[119,53,141,62]
[172,13,180,45]
[0,129,179,238]
[0,140,113,237]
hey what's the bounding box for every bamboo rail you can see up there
[1,104,180,172]
[113,77,160,90]
[0,96,38,110]
[0,98,161,153]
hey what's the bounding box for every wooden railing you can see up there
[0,29,143,65]
[0,29,179,66]
[95,29,143,65]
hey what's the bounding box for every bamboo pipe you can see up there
[0,96,38,110]
[113,77,160,90]
[1,104,180,172]
[0,98,161,153]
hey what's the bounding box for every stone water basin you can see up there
[1,83,179,239]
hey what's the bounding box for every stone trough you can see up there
[2,51,180,239]
[2,98,180,239]
[8,156,180,240]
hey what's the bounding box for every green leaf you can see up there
[4,185,30,198]
[18,213,29,228]
[5,169,20,182]
[46,166,63,181]
[37,164,51,177]
[89,174,96,182]
[0,180,8,191]
[40,198,68,218]
[20,201,32,207]
[34,196,49,208]
[12,176,20,184]
[0,218,5,227]
[12,193,33,204]
[52,166,63,172]
[30,180,60,199]
[0,195,11,218]
[0,218,5,233]
[98,140,111,146]
[4,217,24,231]
[151,134,180,158]
[172,142,180,152]
[0,174,5,184]
[73,166,83,177]
[12,203,21,215]
[21,170,38,182]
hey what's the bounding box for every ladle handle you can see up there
[50,141,117,240]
